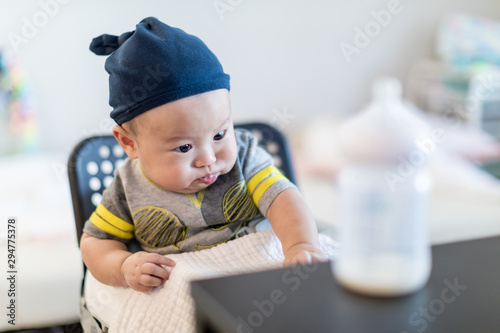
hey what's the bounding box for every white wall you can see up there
[1,0,499,152]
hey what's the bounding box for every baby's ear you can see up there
[112,125,139,159]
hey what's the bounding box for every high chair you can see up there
[67,122,296,332]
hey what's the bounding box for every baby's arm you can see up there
[266,187,325,265]
[80,233,175,293]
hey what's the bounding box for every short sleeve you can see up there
[82,170,135,243]
[236,129,297,216]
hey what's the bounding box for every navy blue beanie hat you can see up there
[89,17,230,125]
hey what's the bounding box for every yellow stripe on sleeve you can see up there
[89,204,134,239]
[247,166,288,206]
[247,166,276,194]
[250,173,287,206]
[89,212,135,239]
[247,165,276,194]
[96,204,134,232]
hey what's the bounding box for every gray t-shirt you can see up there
[83,129,295,254]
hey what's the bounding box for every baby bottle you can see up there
[333,77,432,297]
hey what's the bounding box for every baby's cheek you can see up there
[220,142,237,168]
[169,166,191,184]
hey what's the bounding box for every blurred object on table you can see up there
[0,51,38,155]
[436,13,500,68]
[405,60,500,140]
[405,13,500,141]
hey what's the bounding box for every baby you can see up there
[81,17,323,293]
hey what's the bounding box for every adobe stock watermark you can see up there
[118,64,170,106]
[438,72,500,127]
[384,127,447,192]
[339,0,412,64]
[270,106,295,131]
[213,0,243,21]
[455,72,500,124]
[8,0,72,54]
[401,277,467,333]
[236,262,318,333]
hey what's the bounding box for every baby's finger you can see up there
[310,251,329,262]
[139,274,164,288]
[146,253,176,267]
[132,284,155,293]
[295,250,312,265]
[142,262,171,280]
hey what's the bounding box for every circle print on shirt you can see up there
[133,206,187,248]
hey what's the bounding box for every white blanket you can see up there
[90,231,338,333]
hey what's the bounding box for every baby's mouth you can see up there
[198,173,219,185]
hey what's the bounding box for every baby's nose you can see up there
[195,146,216,168]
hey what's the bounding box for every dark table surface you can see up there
[191,235,500,333]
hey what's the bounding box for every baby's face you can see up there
[132,89,237,193]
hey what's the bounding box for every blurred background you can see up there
[1,0,500,331]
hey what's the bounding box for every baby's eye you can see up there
[175,144,192,153]
[214,130,226,141]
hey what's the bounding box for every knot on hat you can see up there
[89,31,134,56]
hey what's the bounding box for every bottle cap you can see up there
[338,77,430,164]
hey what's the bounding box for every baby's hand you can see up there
[284,243,326,266]
[121,252,176,293]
